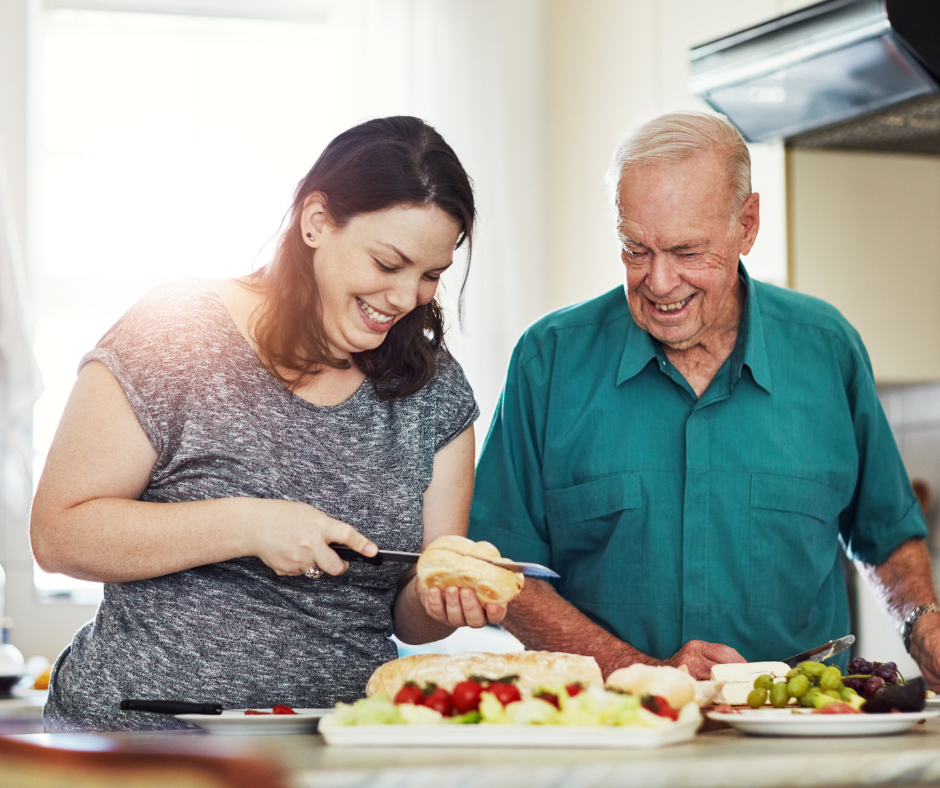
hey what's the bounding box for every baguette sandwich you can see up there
[366,651,604,698]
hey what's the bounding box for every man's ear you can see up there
[738,192,760,256]
[300,192,330,248]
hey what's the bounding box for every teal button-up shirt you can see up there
[469,265,926,663]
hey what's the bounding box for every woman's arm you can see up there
[30,361,376,582]
[392,426,507,644]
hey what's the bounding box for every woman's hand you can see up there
[248,500,377,577]
[414,580,507,628]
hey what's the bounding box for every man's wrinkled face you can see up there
[617,150,758,352]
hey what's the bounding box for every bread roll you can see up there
[605,664,697,709]
[416,535,524,607]
[366,652,603,698]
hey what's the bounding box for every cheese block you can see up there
[710,662,790,705]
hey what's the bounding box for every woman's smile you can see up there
[356,297,396,333]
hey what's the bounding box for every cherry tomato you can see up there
[535,691,559,709]
[452,681,485,714]
[271,705,297,715]
[394,685,426,705]
[565,683,584,698]
[244,709,270,715]
[642,695,679,721]
[422,687,454,716]
[488,683,522,706]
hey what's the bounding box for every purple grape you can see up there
[852,659,874,675]
[865,675,886,696]
[874,664,898,682]
[855,659,875,675]
[842,677,865,693]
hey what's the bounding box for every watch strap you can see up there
[902,603,940,653]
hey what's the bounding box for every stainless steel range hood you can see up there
[689,0,940,153]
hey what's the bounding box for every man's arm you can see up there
[856,537,940,689]
[503,579,745,680]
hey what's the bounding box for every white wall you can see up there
[542,0,816,311]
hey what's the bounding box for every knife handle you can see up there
[330,543,384,566]
[120,699,223,715]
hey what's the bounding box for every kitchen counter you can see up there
[9,716,940,788]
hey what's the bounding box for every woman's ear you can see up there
[300,192,329,248]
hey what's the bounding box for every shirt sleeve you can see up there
[468,332,554,567]
[838,333,928,565]
[431,354,480,452]
[77,283,204,462]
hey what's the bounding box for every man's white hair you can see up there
[605,111,752,229]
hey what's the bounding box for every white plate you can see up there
[317,713,700,749]
[707,708,940,737]
[175,708,329,735]
[925,697,940,709]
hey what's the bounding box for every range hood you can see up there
[689,0,940,153]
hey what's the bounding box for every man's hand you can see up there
[659,640,746,680]
[909,613,940,691]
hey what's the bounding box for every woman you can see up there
[30,116,501,731]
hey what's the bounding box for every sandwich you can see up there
[365,651,604,698]
[416,535,524,607]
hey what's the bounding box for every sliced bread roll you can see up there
[605,664,697,709]
[416,535,524,607]
[366,651,603,698]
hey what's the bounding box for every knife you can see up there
[329,544,560,579]
[120,699,223,715]
[782,634,856,668]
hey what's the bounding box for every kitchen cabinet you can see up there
[788,148,940,383]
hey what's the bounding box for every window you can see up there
[32,2,365,601]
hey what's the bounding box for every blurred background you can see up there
[0,0,936,680]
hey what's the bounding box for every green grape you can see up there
[824,689,841,700]
[798,691,817,708]
[839,687,858,703]
[747,688,768,709]
[819,666,843,691]
[770,682,790,708]
[800,661,825,677]
[753,674,774,691]
[786,668,801,679]
[787,674,810,698]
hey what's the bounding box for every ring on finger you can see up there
[304,565,324,579]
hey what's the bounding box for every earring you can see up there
[306,232,316,241]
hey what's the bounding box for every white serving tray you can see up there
[317,713,700,748]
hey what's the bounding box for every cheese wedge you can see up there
[710,662,790,705]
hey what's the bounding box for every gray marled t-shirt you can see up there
[44,279,478,731]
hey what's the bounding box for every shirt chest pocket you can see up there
[749,473,845,611]
[544,473,643,604]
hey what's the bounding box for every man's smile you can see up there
[649,294,695,315]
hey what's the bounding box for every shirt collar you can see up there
[615,262,773,394]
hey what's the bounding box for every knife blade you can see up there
[329,544,560,579]
[120,699,223,715]
[782,634,855,668]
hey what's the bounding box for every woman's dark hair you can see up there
[250,116,475,400]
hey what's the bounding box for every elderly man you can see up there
[468,111,940,683]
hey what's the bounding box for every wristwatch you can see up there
[902,603,940,653]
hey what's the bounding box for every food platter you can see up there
[706,708,940,737]
[317,713,701,748]
[174,709,329,735]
